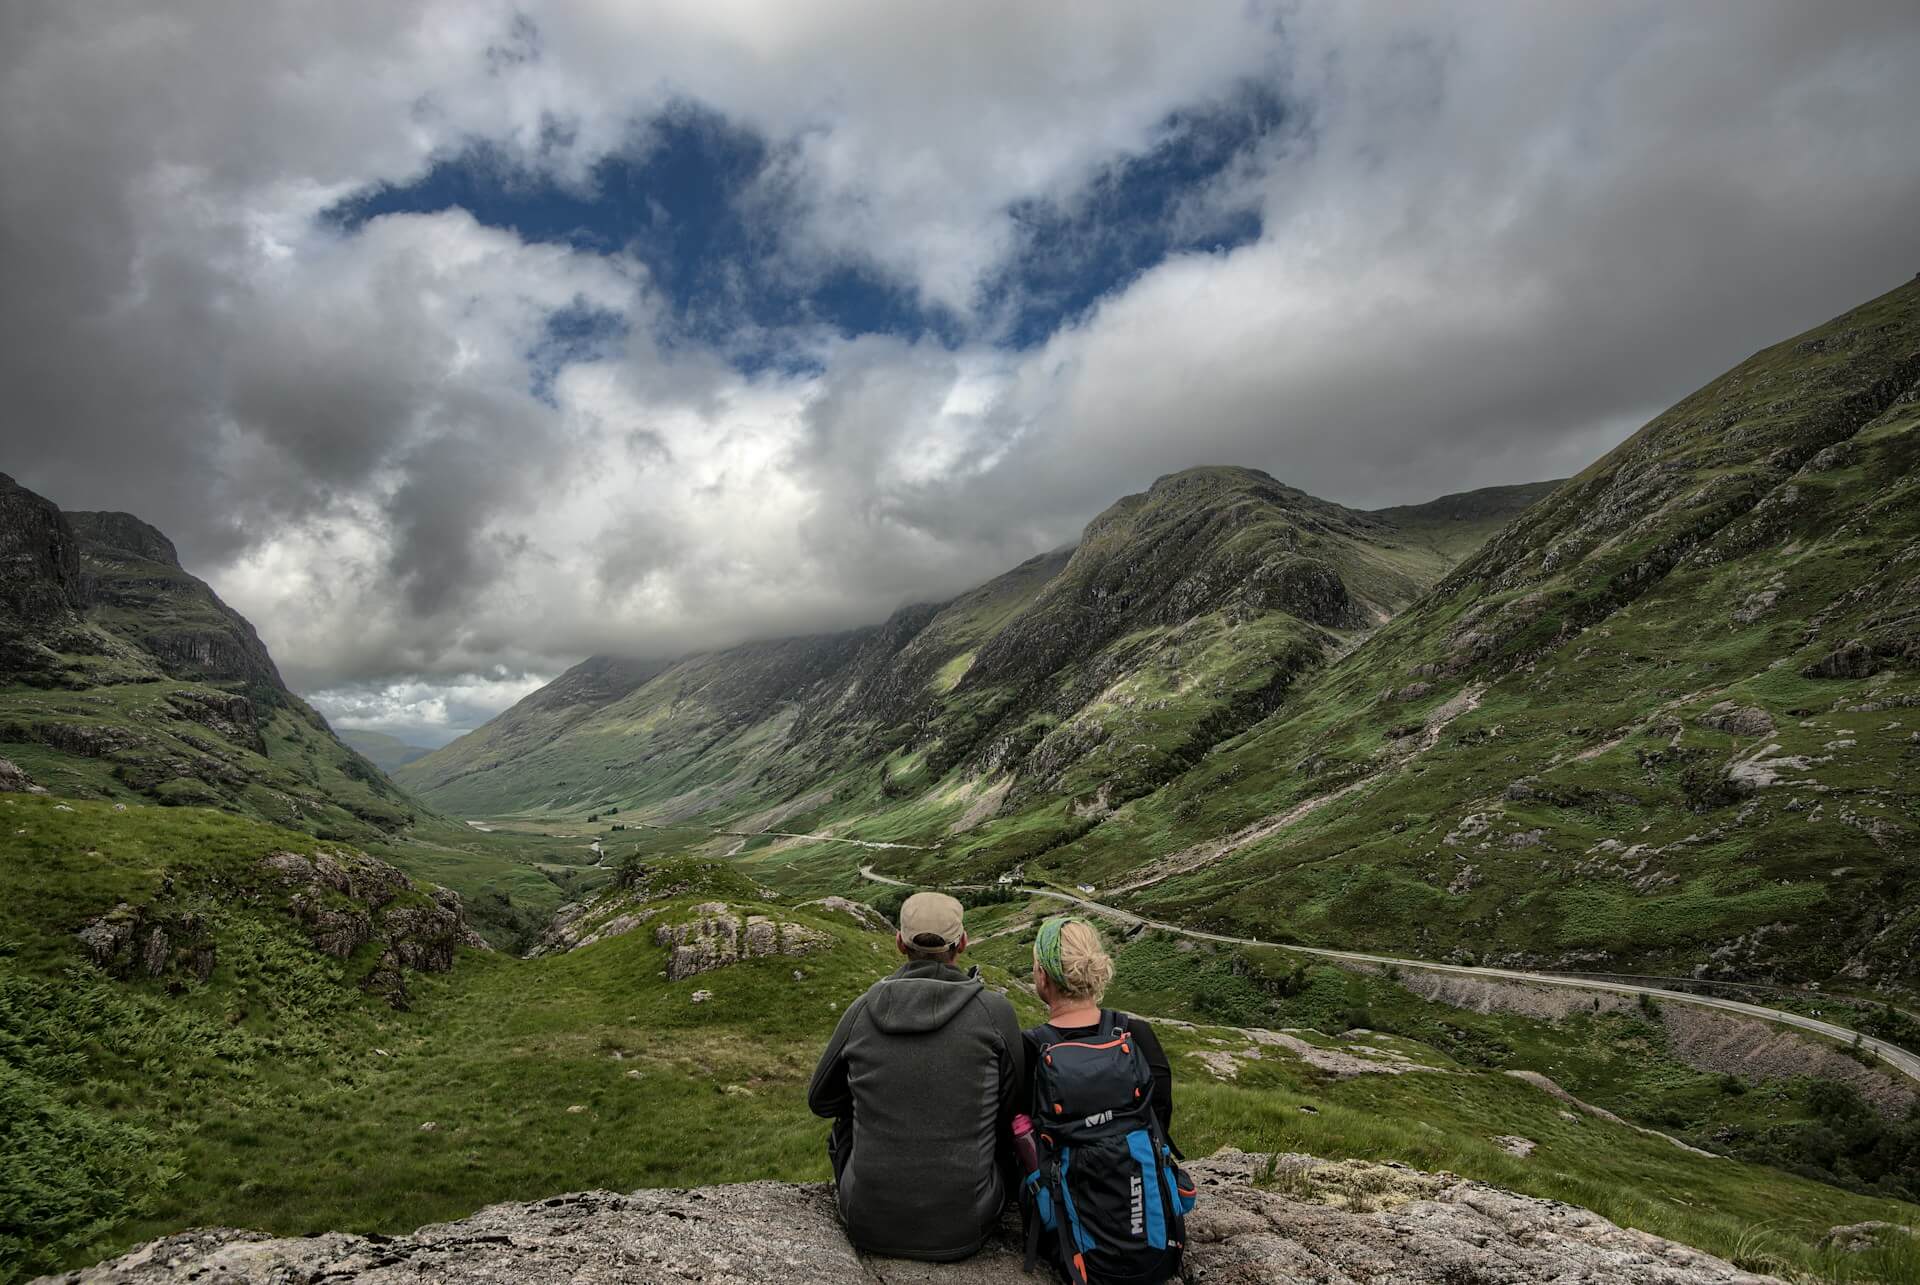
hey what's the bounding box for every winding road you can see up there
[857,865,1920,1084]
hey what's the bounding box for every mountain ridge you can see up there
[398,471,1555,821]
[10,284,1920,1285]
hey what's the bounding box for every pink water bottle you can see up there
[1012,1112,1041,1177]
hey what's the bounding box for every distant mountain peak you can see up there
[67,509,183,568]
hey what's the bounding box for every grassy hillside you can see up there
[1002,276,1920,995]
[621,278,1920,1001]
[0,795,484,1278]
[1369,479,1564,563]
[395,549,1074,816]
[5,794,1915,1283]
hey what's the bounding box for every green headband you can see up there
[1034,915,1079,985]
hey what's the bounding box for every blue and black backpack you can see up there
[1022,1011,1197,1284]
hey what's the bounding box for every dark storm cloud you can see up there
[3,2,1918,736]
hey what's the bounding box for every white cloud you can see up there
[5,1,1919,738]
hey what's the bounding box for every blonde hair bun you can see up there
[1054,919,1115,1002]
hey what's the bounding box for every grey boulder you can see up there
[40,1150,1778,1284]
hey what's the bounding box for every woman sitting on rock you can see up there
[1023,916,1190,1284]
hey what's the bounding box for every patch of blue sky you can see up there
[324,87,1283,375]
[984,85,1283,348]
[324,102,960,373]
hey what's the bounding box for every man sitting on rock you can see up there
[808,891,1025,1261]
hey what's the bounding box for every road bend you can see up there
[856,865,1920,1084]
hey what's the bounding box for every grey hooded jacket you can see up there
[807,958,1025,1260]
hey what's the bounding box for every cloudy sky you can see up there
[4,3,1917,745]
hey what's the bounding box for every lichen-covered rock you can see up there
[0,755,45,793]
[360,892,487,1009]
[261,849,409,911]
[37,1150,1779,1284]
[1724,742,1815,792]
[1803,638,1880,679]
[1821,1220,1916,1253]
[1697,701,1775,737]
[797,896,893,933]
[654,902,832,980]
[528,896,664,956]
[75,906,137,969]
[75,903,216,983]
[286,893,372,959]
[258,851,482,1007]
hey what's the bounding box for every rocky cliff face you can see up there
[0,476,415,841]
[38,1149,1779,1284]
[68,510,286,689]
[0,472,91,682]
[0,472,86,619]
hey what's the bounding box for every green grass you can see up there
[6,796,1920,1283]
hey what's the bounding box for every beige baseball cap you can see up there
[899,891,966,948]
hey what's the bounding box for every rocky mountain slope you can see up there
[399,473,1552,834]
[0,475,663,954]
[1041,276,1920,992]
[38,1149,1787,1285]
[0,475,413,841]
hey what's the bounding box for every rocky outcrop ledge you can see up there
[655,901,833,980]
[39,1150,1776,1284]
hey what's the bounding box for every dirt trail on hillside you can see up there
[1505,1071,1718,1156]
[1106,682,1487,895]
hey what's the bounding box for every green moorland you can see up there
[0,677,609,952]
[452,278,1920,1005]
[388,471,1561,975]
[5,795,1919,1283]
[1035,276,1920,994]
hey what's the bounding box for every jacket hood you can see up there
[866,959,985,1034]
